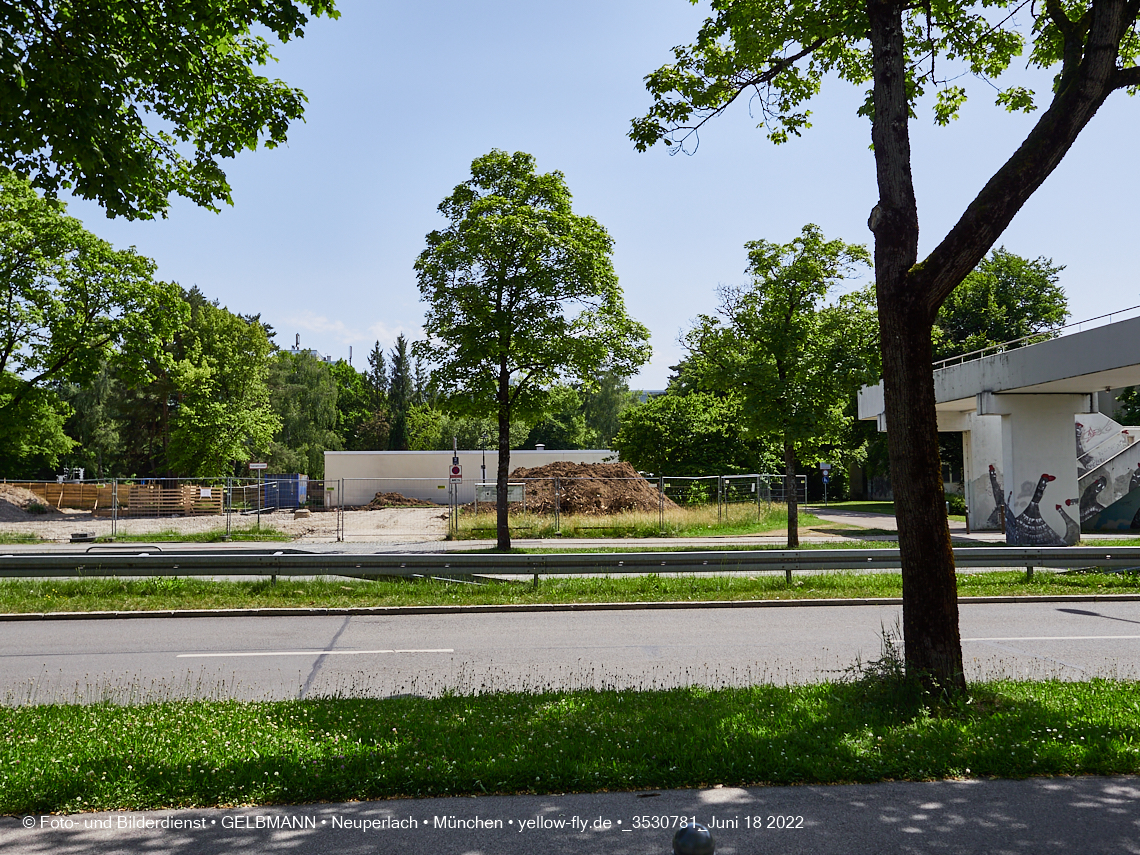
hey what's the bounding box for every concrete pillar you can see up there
[939,409,1005,531]
[978,392,1093,545]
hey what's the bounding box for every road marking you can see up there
[177,648,453,658]
[964,636,1140,642]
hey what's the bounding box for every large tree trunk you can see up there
[784,438,799,548]
[879,296,965,692]
[868,0,964,693]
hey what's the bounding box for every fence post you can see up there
[111,477,117,539]
[756,474,761,522]
[338,479,344,542]
[225,476,232,540]
[659,476,665,535]
[554,477,561,533]
[718,475,724,524]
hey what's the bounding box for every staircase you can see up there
[1076,413,1140,531]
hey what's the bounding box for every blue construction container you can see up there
[265,474,308,508]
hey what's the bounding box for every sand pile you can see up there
[0,484,62,523]
[506,461,678,515]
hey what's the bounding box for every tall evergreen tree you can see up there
[388,334,414,450]
[366,340,388,410]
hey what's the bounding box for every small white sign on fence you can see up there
[476,483,525,503]
[199,487,212,498]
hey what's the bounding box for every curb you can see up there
[4,593,1140,621]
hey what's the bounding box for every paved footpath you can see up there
[3,776,1139,854]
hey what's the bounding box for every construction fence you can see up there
[4,473,809,542]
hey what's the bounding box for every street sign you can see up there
[249,462,268,470]
[450,464,462,480]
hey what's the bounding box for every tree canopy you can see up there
[414,149,651,548]
[0,0,338,219]
[683,224,875,545]
[0,170,185,469]
[635,0,1140,692]
[933,248,1068,360]
[613,392,780,477]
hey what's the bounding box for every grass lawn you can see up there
[453,503,829,539]
[4,677,1140,813]
[2,569,1139,614]
[94,526,290,543]
[0,532,43,544]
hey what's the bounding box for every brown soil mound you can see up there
[366,491,439,509]
[506,461,678,515]
[0,484,62,523]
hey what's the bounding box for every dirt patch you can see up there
[365,492,438,509]
[0,484,67,523]
[506,461,679,515]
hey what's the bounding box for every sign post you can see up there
[819,462,832,507]
[250,463,267,529]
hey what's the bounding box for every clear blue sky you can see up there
[64,0,1140,390]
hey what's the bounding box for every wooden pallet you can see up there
[9,482,222,516]
[126,485,222,517]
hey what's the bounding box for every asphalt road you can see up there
[3,776,1140,855]
[4,601,1140,703]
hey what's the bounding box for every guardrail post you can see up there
[1026,565,1034,580]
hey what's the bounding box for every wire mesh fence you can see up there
[2,470,812,542]
[339,478,451,541]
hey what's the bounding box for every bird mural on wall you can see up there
[985,464,1005,529]
[1080,476,1108,524]
[1057,500,1081,545]
[1006,474,1065,546]
[1076,422,1093,475]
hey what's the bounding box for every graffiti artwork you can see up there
[1004,473,1066,546]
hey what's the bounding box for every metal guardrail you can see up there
[1,546,1137,579]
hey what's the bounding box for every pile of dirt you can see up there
[506,461,678,515]
[366,491,439,509]
[0,484,62,523]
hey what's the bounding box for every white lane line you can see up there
[177,648,453,659]
[964,635,1140,642]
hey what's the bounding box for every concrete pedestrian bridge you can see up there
[858,310,1140,544]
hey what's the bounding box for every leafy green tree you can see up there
[414,150,651,549]
[406,404,530,452]
[683,225,874,546]
[264,351,342,477]
[0,0,338,219]
[167,296,279,476]
[329,359,378,451]
[633,0,1140,691]
[524,385,593,450]
[933,249,1068,360]
[612,392,779,476]
[0,381,72,477]
[59,361,122,479]
[582,371,641,448]
[0,170,185,471]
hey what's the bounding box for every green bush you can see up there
[946,493,966,515]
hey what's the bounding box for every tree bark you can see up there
[496,362,512,551]
[784,438,799,548]
[868,0,965,693]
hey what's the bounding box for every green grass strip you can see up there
[3,570,1140,614]
[94,526,290,543]
[4,679,1140,813]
